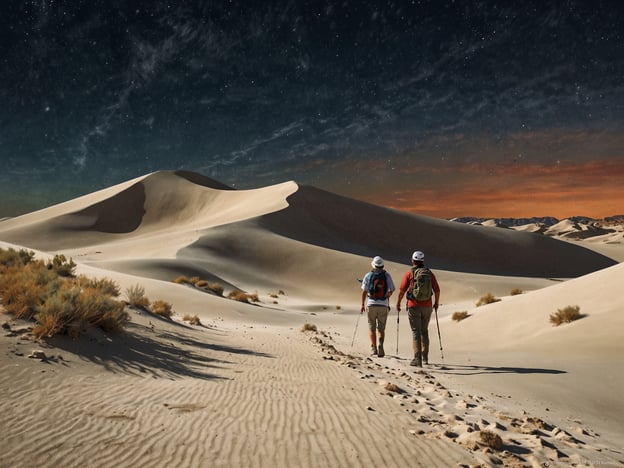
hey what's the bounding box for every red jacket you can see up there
[399,268,440,308]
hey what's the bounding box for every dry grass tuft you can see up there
[510,288,523,296]
[476,293,501,307]
[301,323,317,332]
[125,284,150,309]
[206,283,224,296]
[550,305,582,326]
[451,311,470,322]
[183,314,202,326]
[479,430,503,450]
[151,300,173,319]
[227,290,259,303]
[228,289,250,303]
[173,275,189,284]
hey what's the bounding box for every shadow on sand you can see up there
[429,363,567,376]
[49,321,273,380]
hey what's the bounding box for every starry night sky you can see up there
[1,1,623,218]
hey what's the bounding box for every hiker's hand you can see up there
[396,303,401,312]
[360,305,365,313]
[434,303,439,311]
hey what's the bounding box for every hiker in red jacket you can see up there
[396,251,440,367]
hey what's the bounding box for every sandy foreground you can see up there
[1,171,623,468]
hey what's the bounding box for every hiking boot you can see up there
[410,357,422,367]
[423,354,429,365]
[377,344,385,358]
[370,346,378,356]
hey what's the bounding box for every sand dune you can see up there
[1,170,623,467]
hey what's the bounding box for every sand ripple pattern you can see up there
[0,325,466,468]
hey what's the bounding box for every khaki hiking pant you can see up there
[408,306,433,359]
[367,304,389,331]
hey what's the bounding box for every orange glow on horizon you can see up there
[339,159,624,219]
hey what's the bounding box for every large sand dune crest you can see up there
[259,185,616,277]
[0,171,616,279]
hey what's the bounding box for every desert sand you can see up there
[1,170,622,468]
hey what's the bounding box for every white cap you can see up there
[371,256,384,268]
[412,251,425,261]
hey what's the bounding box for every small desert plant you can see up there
[549,305,582,326]
[125,284,150,308]
[151,300,173,319]
[476,293,501,307]
[301,323,317,332]
[510,288,523,296]
[248,292,260,302]
[278,290,285,295]
[479,430,503,451]
[46,254,76,277]
[228,290,250,303]
[183,314,202,326]
[189,276,201,285]
[452,311,470,322]
[206,282,224,296]
[195,279,208,288]
[173,275,189,284]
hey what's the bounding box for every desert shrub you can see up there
[248,292,260,302]
[301,323,317,332]
[0,248,35,268]
[0,262,55,320]
[189,276,201,285]
[479,430,503,451]
[151,300,173,319]
[0,250,128,339]
[269,293,278,299]
[550,305,582,326]
[46,254,76,277]
[195,279,208,288]
[33,313,62,339]
[476,293,501,307]
[228,290,250,303]
[510,288,523,296]
[78,276,121,297]
[173,275,189,284]
[206,282,224,296]
[452,311,470,322]
[125,284,150,308]
[278,290,285,295]
[183,314,202,325]
[34,283,129,338]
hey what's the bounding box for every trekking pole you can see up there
[395,308,399,355]
[351,311,361,348]
[434,307,444,360]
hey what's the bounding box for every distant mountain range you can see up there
[450,215,624,240]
